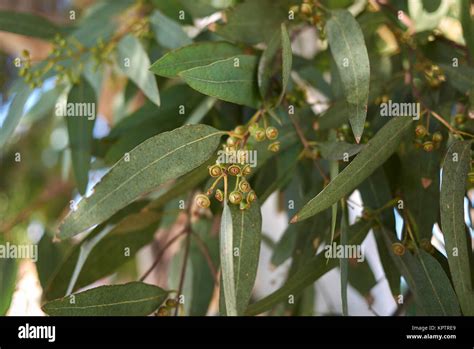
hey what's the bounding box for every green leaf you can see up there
[326,10,370,142]
[24,85,65,123]
[150,41,244,78]
[42,282,168,316]
[440,140,474,315]
[45,210,161,300]
[180,55,260,108]
[0,10,60,39]
[215,0,287,45]
[340,202,348,316]
[59,124,223,239]
[292,116,412,223]
[319,141,364,161]
[359,169,400,295]
[439,63,474,94]
[246,219,373,315]
[0,83,31,148]
[221,201,262,315]
[149,10,192,49]
[258,23,292,107]
[383,229,461,315]
[117,34,160,106]
[66,79,97,195]
[220,203,237,316]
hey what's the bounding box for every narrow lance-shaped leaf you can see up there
[440,140,474,315]
[340,201,348,316]
[382,228,461,315]
[326,10,370,142]
[66,79,97,195]
[220,201,262,315]
[258,23,292,107]
[0,83,30,148]
[0,10,60,39]
[246,219,373,315]
[180,55,260,108]
[59,125,224,239]
[149,10,192,49]
[220,203,237,316]
[42,282,168,316]
[117,34,160,106]
[150,41,244,78]
[291,116,412,223]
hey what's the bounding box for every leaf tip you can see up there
[290,214,298,224]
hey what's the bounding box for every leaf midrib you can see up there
[46,294,164,311]
[63,130,222,232]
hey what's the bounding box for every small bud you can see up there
[229,191,243,204]
[234,125,246,135]
[227,137,238,147]
[156,307,169,316]
[265,126,279,140]
[247,190,257,204]
[454,114,465,125]
[239,201,249,210]
[209,164,222,177]
[423,141,434,152]
[391,242,406,256]
[215,189,224,202]
[242,165,251,176]
[165,299,178,308]
[239,180,251,193]
[268,141,280,152]
[432,132,443,143]
[195,194,210,208]
[254,128,266,142]
[227,164,241,176]
[415,125,427,138]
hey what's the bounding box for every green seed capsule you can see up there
[209,164,222,177]
[391,242,405,256]
[241,164,252,176]
[239,180,251,193]
[234,125,246,135]
[432,132,443,143]
[227,164,241,176]
[423,141,434,152]
[265,126,279,140]
[229,191,243,204]
[247,190,256,204]
[195,194,210,208]
[415,125,427,138]
[268,141,280,153]
[215,189,224,202]
[165,299,178,308]
[227,137,238,147]
[254,128,266,142]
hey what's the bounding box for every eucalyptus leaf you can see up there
[180,55,260,108]
[150,10,192,49]
[246,219,373,315]
[440,141,474,315]
[117,35,160,106]
[66,79,97,195]
[42,282,168,316]
[220,203,237,316]
[292,116,412,223]
[150,41,244,78]
[59,125,223,238]
[0,83,31,148]
[326,10,370,142]
[0,10,60,39]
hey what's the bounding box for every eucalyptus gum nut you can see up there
[209,164,222,177]
[196,194,211,208]
[228,164,241,176]
[239,180,251,193]
[229,191,243,204]
[391,242,406,256]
